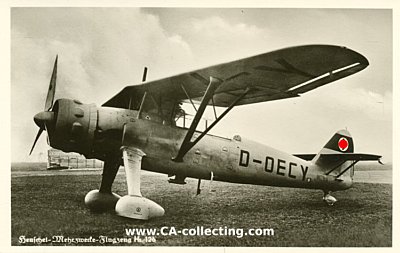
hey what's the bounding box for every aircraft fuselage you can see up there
[42,99,353,193]
[92,105,353,192]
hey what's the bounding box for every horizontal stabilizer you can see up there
[294,153,382,162]
[321,153,381,161]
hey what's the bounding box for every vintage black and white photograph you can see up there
[7,4,394,249]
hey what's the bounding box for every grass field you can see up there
[11,164,392,247]
[11,162,47,171]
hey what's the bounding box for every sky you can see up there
[10,8,392,162]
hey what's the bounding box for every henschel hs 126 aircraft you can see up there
[30,45,382,220]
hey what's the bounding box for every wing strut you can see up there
[173,77,250,162]
[137,92,147,119]
[172,76,222,162]
[189,87,250,149]
[181,83,198,112]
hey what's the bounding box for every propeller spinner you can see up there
[29,56,58,155]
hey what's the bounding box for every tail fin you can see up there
[310,129,355,180]
[294,129,380,180]
[322,129,353,153]
[311,129,354,165]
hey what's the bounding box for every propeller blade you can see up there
[142,67,148,82]
[44,124,50,145]
[29,127,44,155]
[44,55,58,111]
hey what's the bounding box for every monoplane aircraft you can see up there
[30,45,381,220]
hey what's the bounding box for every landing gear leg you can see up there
[196,179,201,195]
[85,154,121,212]
[209,171,216,193]
[322,190,337,206]
[115,147,164,220]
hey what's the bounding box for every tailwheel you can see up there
[323,191,337,206]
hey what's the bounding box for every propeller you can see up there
[29,55,58,155]
[44,55,58,111]
[29,127,44,155]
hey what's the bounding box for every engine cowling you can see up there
[48,99,97,158]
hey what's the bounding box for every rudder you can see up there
[322,129,353,153]
[312,129,354,164]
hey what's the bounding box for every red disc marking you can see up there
[338,137,349,151]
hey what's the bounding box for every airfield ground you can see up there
[11,163,392,246]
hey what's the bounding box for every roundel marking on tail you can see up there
[338,137,349,152]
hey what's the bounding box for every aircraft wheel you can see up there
[84,189,120,212]
[322,192,337,206]
[115,195,164,220]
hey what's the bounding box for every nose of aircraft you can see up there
[34,111,54,128]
